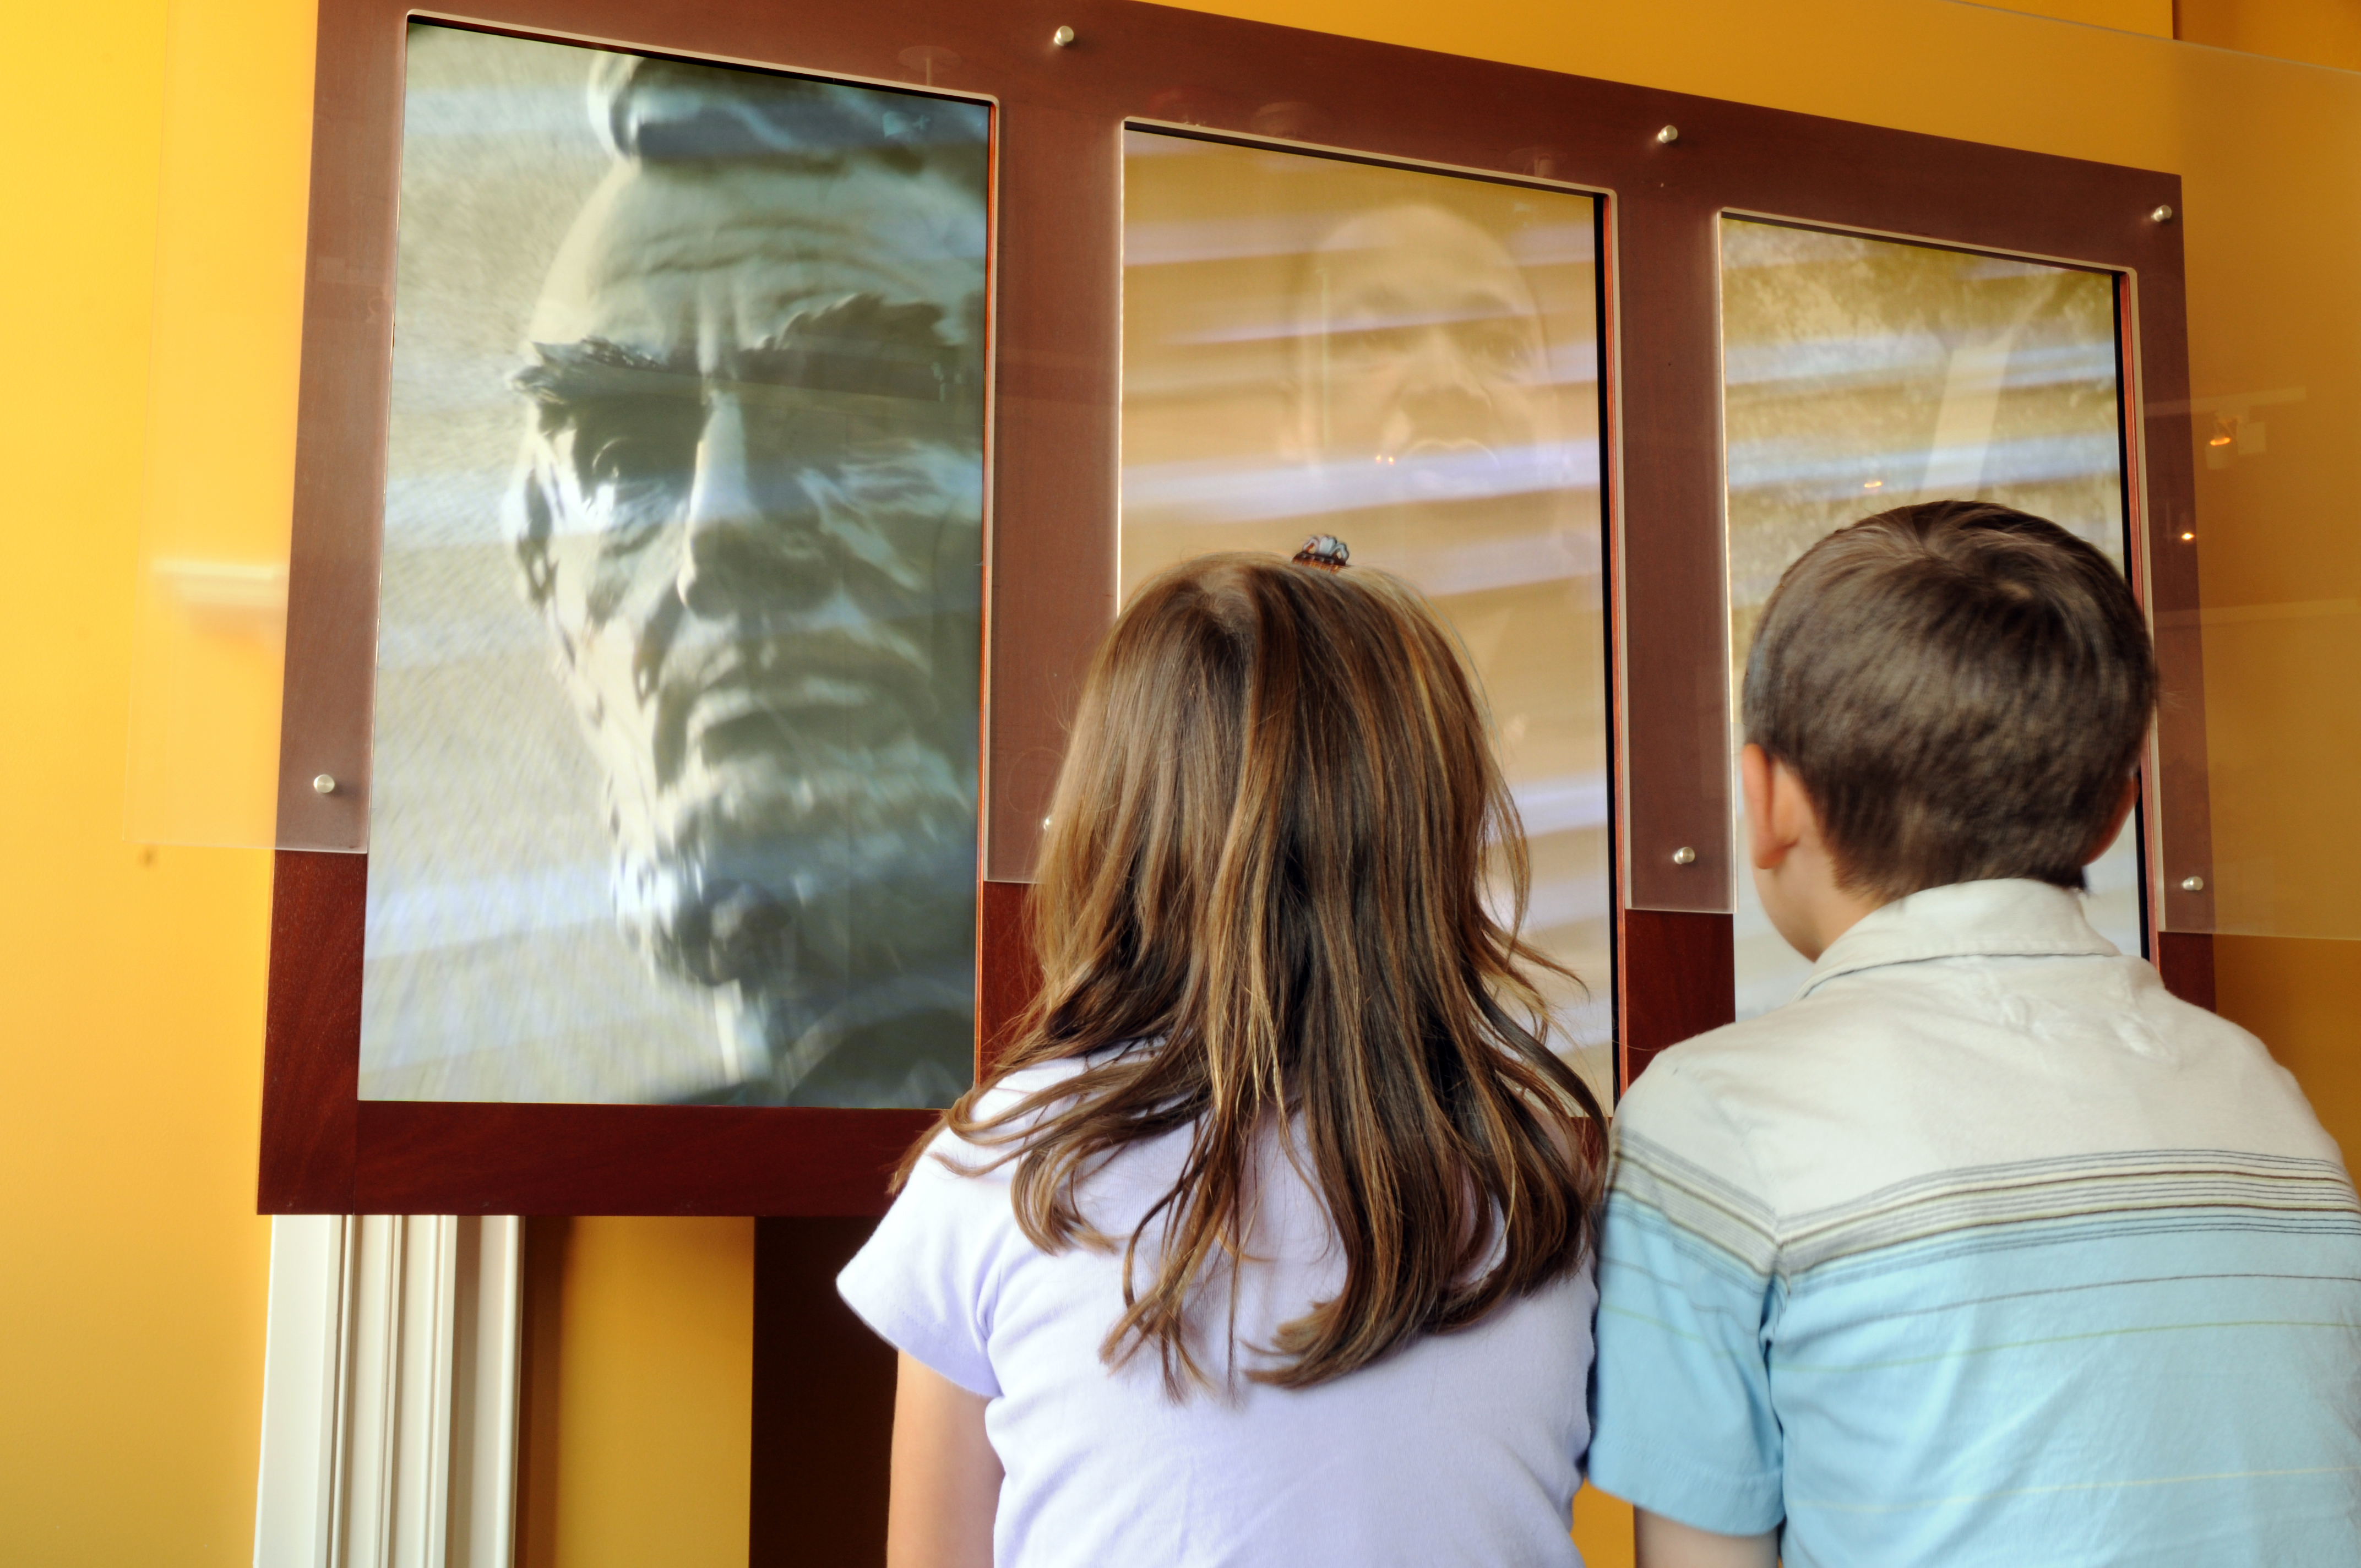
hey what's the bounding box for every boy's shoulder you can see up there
[1612,940,2342,1222]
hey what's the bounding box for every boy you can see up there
[1586,503,2361,1566]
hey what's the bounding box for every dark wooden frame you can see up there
[262,0,2208,1215]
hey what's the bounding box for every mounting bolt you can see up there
[1052,24,1076,46]
[1656,124,1680,145]
[2151,204,2175,224]
[1672,845,1698,865]
[312,773,338,796]
[2180,874,2205,892]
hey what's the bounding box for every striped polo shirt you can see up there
[1586,879,2361,1566]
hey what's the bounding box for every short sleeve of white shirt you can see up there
[836,1120,1015,1399]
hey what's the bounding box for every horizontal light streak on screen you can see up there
[1123,442,1601,522]
[365,954,977,1074]
[1522,872,1613,935]
[376,609,552,669]
[1724,431,2119,499]
[1123,214,1594,270]
[1724,337,2116,390]
[1716,223,2102,278]
[1402,532,1604,596]
[1120,351,1596,402]
[368,862,616,956]
[401,84,594,140]
[1511,772,1609,836]
[1118,527,1602,596]
[361,990,727,1076]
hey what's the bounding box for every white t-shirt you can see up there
[838,1057,1598,1568]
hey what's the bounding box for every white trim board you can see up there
[255,1216,523,1568]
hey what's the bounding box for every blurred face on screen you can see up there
[1296,204,1555,510]
[507,79,985,1107]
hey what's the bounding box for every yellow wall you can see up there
[6,0,2354,1564]
[1985,0,2172,35]
[516,1219,756,1568]
[0,2,281,1561]
[2181,0,2361,70]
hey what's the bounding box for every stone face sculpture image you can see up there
[501,58,987,1106]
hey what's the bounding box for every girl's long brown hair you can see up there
[915,553,1604,1392]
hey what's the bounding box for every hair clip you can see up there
[1292,535,1351,572]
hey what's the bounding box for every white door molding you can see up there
[255,1216,523,1568]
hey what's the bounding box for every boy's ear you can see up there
[2083,775,2140,865]
[1740,743,1798,871]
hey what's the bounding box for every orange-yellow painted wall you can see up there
[6,1,2354,1564]
[0,1,286,1560]
[1985,0,2172,36]
[2181,0,2361,70]
[2219,936,2361,1154]
[516,1219,757,1568]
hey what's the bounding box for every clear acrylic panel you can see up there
[1119,129,1611,1096]
[121,0,307,850]
[1720,217,2141,1017]
[360,24,988,1106]
[122,528,290,848]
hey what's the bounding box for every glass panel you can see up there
[1120,130,1611,1098]
[361,24,988,1106]
[122,527,289,848]
[1721,217,2136,1017]
[121,4,308,849]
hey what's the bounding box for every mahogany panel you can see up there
[1619,908,1734,1090]
[1612,184,1732,910]
[749,1217,896,1568]
[2125,266,2216,938]
[983,97,1122,880]
[979,879,1043,1076]
[355,1103,934,1216]
[511,1215,568,1568]
[258,850,365,1212]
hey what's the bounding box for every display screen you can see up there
[1119,130,1612,1094]
[1721,217,2139,1017]
[361,24,988,1107]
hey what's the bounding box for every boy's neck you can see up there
[1753,843,1886,963]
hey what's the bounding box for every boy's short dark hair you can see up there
[1743,500,2157,900]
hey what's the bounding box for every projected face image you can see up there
[1119,135,1610,1096]
[1298,204,1554,496]
[504,63,987,1106]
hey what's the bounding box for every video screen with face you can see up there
[1720,218,2138,1020]
[361,25,987,1107]
[1119,130,1612,1096]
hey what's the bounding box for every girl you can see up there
[839,551,1606,1567]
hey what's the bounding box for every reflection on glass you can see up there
[361,25,987,1107]
[1122,130,1610,1095]
[1722,217,2138,1017]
